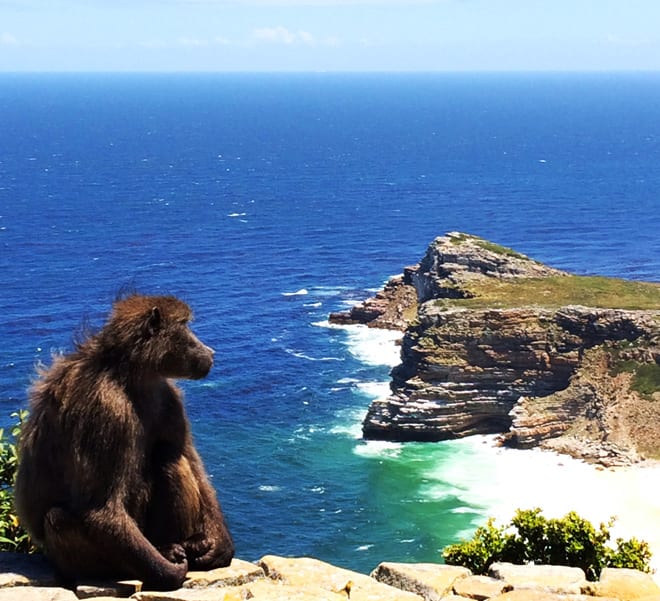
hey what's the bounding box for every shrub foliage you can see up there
[0,410,35,552]
[443,508,652,580]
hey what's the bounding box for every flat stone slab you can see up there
[258,555,423,601]
[588,567,660,600]
[183,558,265,588]
[134,579,346,601]
[228,578,349,601]
[489,592,573,601]
[133,590,236,601]
[452,574,512,600]
[0,552,58,588]
[76,579,142,598]
[371,562,472,600]
[490,593,620,601]
[0,586,77,601]
[488,562,587,594]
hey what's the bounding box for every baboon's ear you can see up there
[145,307,162,337]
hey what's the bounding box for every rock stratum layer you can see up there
[330,233,660,465]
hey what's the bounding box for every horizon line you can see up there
[1,68,660,75]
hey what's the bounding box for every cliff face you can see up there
[332,233,660,465]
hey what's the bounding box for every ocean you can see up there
[1,72,660,574]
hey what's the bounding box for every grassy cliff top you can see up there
[437,232,660,310]
[434,274,660,311]
[427,234,660,311]
[436,275,660,310]
[448,232,536,261]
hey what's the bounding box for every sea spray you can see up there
[315,320,403,367]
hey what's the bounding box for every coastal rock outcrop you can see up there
[328,275,418,331]
[331,232,660,465]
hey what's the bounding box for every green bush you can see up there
[443,508,652,580]
[0,410,36,553]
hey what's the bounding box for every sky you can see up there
[1,0,660,72]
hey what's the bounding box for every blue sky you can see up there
[1,0,659,72]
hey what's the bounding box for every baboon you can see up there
[15,294,234,590]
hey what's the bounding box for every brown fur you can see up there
[15,294,234,591]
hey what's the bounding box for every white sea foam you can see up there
[227,212,247,217]
[313,319,337,329]
[282,288,309,296]
[424,436,660,576]
[307,285,350,297]
[329,348,394,440]
[355,381,391,400]
[340,300,360,308]
[330,408,365,438]
[325,323,400,441]
[315,321,403,366]
[354,440,403,459]
[285,349,343,362]
[336,323,402,367]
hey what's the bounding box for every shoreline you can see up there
[443,435,660,579]
[330,321,660,579]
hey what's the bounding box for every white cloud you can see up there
[324,36,341,47]
[252,26,297,45]
[177,35,232,47]
[252,25,320,46]
[606,34,651,48]
[178,36,209,47]
[0,32,18,45]
[298,30,315,45]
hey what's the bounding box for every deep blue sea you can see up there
[1,72,660,574]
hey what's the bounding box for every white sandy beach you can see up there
[435,436,660,577]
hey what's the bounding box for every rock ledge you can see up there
[1,553,658,601]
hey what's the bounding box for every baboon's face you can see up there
[162,320,214,380]
[144,307,214,380]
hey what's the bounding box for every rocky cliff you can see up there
[330,233,660,466]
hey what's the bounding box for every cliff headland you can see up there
[329,232,660,466]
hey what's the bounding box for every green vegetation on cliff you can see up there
[0,411,34,553]
[443,508,652,581]
[611,358,660,401]
[434,274,660,311]
[449,232,531,261]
